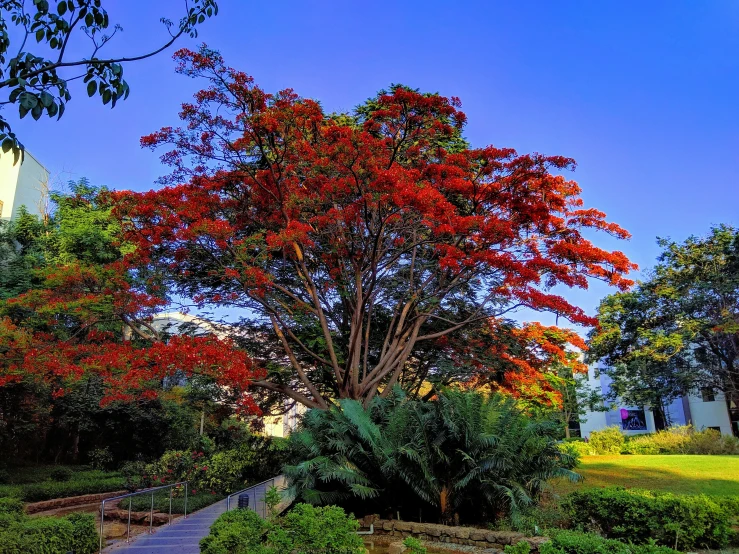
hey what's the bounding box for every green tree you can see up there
[589,225,739,432]
[0,0,218,158]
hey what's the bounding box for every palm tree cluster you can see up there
[284,389,579,525]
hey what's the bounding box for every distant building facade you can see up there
[579,364,738,438]
[0,151,49,219]
[147,312,306,438]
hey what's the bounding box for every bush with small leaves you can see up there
[49,467,73,482]
[587,427,624,455]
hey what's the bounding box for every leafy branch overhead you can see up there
[0,0,219,159]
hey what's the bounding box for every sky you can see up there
[5,0,739,327]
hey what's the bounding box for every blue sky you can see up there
[6,0,739,325]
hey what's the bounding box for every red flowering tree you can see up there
[0,187,263,411]
[118,47,636,409]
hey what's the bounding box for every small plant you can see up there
[263,485,281,519]
[49,467,73,482]
[504,540,531,554]
[403,536,427,554]
[88,447,114,470]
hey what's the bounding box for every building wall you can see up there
[0,151,48,219]
[579,364,734,437]
[687,391,733,435]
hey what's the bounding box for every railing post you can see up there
[184,483,188,519]
[168,487,173,525]
[149,492,154,534]
[99,500,105,554]
[126,498,132,543]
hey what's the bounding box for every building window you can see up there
[707,426,721,432]
[701,388,715,402]
[620,408,647,431]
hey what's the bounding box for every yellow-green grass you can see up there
[551,455,739,498]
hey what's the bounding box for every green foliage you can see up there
[562,487,734,550]
[286,389,580,524]
[49,466,72,482]
[587,427,624,455]
[541,530,679,554]
[504,540,531,554]
[200,503,364,554]
[589,225,739,418]
[0,497,24,515]
[264,485,281,519]
[403,536,428,554]
[0,467,124,501]
[87,446,114,470]
[128,490,223,514]
[0,0,218,155]
[0,510,97,554]
[559,441,591,459]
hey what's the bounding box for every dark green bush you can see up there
[563,487,733,550]
[0,497,24,515]
[128,490,224,514]
[200,503,364,554]
[19,475,125,501]
[0,469,10,484]
[540,530,679,554]
[0,512,97,554]
[286,389,579,524]
[50,467,73,482]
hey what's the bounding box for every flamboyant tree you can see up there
[117,47,636,409]
[0,183,263,411]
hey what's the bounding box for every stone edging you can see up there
[362,518,549,551]
[26,490,128,514]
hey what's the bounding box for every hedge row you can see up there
[562,487,736,550]
[0,497,98,554]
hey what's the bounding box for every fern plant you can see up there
[284,389,579,524]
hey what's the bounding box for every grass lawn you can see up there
[551,455,739,498]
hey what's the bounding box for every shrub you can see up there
[504,540,531,554]
[587,427,624,454]
[0,497,24,516]
[88,447,114,470]
[404,536,428,554]
[19,475,125,501]
[541,530,679,554]
[129,490,223,514]
[0,512,98,554]
[49,467,73,482]
[620,426,739,455]
[0,469,10,484]
[201,503,364,554]
[559,441,592,458]
[562,487,733,550]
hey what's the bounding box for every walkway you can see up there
[104,498,226,554]
[104,478,286,554]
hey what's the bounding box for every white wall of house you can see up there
[578,364,735,437]
[687,391,733,435]
[0,151,48,219]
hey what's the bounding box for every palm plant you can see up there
[284,389,579,524]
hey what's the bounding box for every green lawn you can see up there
[552,455,739,498]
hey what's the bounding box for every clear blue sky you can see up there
[7,0,739,324]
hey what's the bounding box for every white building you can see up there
[0,150,49,219]
[579,364,737,438]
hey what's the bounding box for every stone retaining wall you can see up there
[26,490,128,514]
[361,518,549,552]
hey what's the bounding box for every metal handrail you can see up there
[99,481,188,554]
[225,475,288,518]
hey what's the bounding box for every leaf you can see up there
[57,1,67,15]
[87,81,97,97]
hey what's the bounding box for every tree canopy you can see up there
[589,225,739,426]
[0,0,218,159]
[116,47,636,410]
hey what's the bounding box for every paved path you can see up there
[104,498,227,554]
[104,478,287,554]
